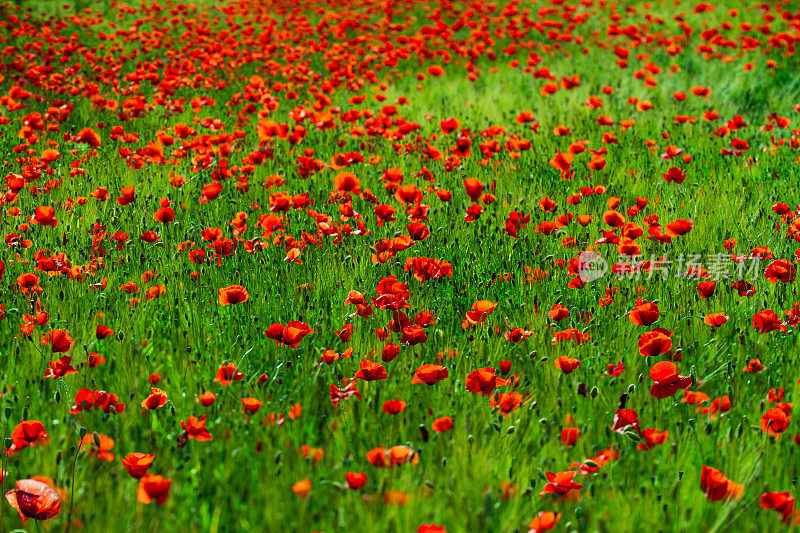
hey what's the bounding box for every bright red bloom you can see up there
[180,415,213,441]
[345,472,367,490]
[528,511,561,533]
[540,471,583,497]
[218,285,249,305]
[213,362,245,386]
[649,361,692,399]
[95,324,115,339]
[43,356,77,379]
[700,466,743,502]
[265,321,314,347]
[121,453,155,479]
[760,491,800,525]
[761,407,791,439]
[5,479,61,520]
[637,428,669,451]
[412,364,449,385]
[354,360,388,381]
[554,356,581,374]
[41,329,74,353]
[638,329,672,356]
[141,387,168,410]
[465,367,507,395]
[629,300,659,326]
[137,474,172,505]
[431,417,454,433]
[8,420,49,455]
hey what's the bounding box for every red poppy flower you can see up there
[8,420,49,455]
[241,398,263,415]
[760,491,800,525]
[465,367,507,395]
[141,388,168,410]
[764,259,796,284]
[382,400,407,415]
[761,407,791,439]
[431,417,454,433]
[213,362,245,386]
[700,466,743,502]
[41,329,74,353]
[345,472,367,490]
[649,361,692,399]
[540,471,583,497]
[95,324,115,339]
[121,453,155,479]
[5,479,61,520]
[638,329,673,356]
[697,280,716,299]
[703,312,729,327]
[265,321,314,347]
[637,428,669,451]
[611,408,640,433]
[43,356,77,379]
[180,415,213,441]
[662,167,686,184]
[218,285,249,305]
[528,511,561,533]
[554,356,581,374]
[411,364,449,385]
[354,360,388,381]
[137,474,172,505]
[561,427,580,446]
[629,300,660,326]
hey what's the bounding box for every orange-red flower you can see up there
[5,479,61,521]
[8,420,49,455]
[465,367,507,395]
[528,511,561,533]
[540,471,583,497]
[137,474,172,505]
[121,453,155,479]
[218,285,249,305]
[141,387,168,410]
[699,466,743,502]
[180,415,213,441]
[213,362,245,386]
[649,361,692,399]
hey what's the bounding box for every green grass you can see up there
[1,0,800,531]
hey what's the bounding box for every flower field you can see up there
[2,0,800,531]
